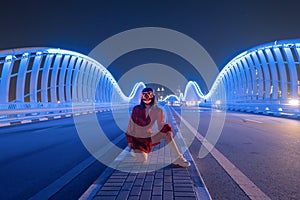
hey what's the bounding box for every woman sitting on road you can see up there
[125,87,190,167]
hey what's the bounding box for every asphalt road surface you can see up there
[0,106,299,200]
[171,106,300,200]
[0,110,128,200]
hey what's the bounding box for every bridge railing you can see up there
[199,101,300,119]
[0,102,132,123]
[0,47,146,125]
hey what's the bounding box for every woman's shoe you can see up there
[173,156,191,167]
[131,149,148,164]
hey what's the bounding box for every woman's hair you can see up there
[140,87,156,108]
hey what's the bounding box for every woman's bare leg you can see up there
[152,131,190,167]
[132,149,148,164]
[164,131,182,158]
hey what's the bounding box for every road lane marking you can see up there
[79,148,129,200]
[79,166,115,200]
[29,134,125,200]
[243,118,263,124]
[21,120,32,124]
[39,117,49,121]
[167,109,212,200]
[172,108,271,200]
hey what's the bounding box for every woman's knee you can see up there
[167,131,173,137]
[165,131,173,142]
[160,124,172,133]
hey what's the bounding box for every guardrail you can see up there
[0,102,132,127]
[200,102,300,119]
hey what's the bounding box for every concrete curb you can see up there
[167,107,212,200]
[0,109,117,128]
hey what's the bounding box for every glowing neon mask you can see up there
[142,91,154,105]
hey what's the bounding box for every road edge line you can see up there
[172,107,271,200]
[167,107,212,200]
[28,134,124,200]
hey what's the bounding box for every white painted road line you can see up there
[172,109,271,200]
[0,108,115,128]
[21,120,32,124]
[79,148,130,200]
[29,134,125,200]
[243,118,263,124]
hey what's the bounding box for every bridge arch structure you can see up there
[200,39,300,114]
[162,39,300,116]
[0,39,299,117]
[0,48,145,111]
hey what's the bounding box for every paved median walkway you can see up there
[80,107,211,200]
[81,140,211,200]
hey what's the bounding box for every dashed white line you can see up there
[21,120,32,124]
[243,118,263,124]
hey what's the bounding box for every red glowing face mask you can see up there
[142,91,154,105]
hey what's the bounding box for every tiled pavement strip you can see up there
[80,109,211,200]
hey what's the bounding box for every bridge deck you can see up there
[81,141,211,200]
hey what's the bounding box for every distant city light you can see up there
[215,100,221,105]
[288,99,299,106]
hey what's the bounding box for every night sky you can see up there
[1,0,300,89]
